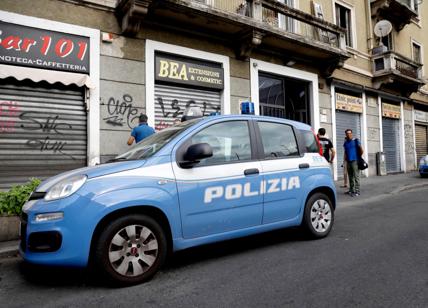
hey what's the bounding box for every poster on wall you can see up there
[0,21,90,73]
[382,103,401,119]
[335,93,363,113]
[415,110,428,123]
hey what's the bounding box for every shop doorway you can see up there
[258,73,311,124]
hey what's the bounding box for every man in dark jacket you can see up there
[317,128,336,164]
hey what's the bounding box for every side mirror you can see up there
[180,143,213,168]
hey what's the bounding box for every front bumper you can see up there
[419,164,428,175]
[19,194,98,267]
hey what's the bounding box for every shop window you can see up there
[259,73,310,124]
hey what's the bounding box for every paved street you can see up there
[0,180,427,307]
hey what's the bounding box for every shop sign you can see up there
[382,103,401,119]
[335,93,363,113]
[155,55,224,90]
[415,110,428,123]
[0,21,90,74]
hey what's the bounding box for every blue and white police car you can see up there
[20,115,336,285]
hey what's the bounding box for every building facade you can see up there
[0,0,427,188]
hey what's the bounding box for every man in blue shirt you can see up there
[127,114,155,145]
[343,129,364,197]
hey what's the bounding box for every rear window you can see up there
[301,130,319,153]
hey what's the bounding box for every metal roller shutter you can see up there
[382,118,401,173]
[335,110,361,179]
[415,124,428,161]
[154,84,221,130]
[0,81,87,190]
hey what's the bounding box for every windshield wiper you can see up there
[105,157,128,163]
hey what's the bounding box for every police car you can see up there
[419,155,428,177]
[20,115,336,286]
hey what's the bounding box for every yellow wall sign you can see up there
[335,93,363,113]
[155,55,224,90]
[382,103,401,119]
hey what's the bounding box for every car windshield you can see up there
[110,119,201,162]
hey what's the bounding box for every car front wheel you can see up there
[302,193,334,239]
[95,214,167,286]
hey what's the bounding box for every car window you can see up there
[191,121,252,166]
[301,130,319,153]
[258,121,299,159]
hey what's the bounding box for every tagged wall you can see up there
[99,56,146,162]
[403,105,415,170]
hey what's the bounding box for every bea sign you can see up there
[155,54,224,90]
[0,21,90,74]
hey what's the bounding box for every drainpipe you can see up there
[365,0,374,51]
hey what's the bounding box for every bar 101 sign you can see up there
[0,21,90,73]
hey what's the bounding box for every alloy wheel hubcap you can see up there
[310,199,332,233]
[108,224,158,277]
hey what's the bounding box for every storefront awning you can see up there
[0,64,95,89]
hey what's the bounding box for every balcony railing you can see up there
[373,51,422,80]
[196,0,346,49]
[372,51,424,95]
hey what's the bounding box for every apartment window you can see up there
[413,42,422,64]
[335,3,353,47]
[412,0,420,14]
[381,33,393,51]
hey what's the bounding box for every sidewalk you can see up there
[0,172,426,259]
[335,171,427,207]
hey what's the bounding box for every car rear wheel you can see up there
[95,214,167,286]
[302,193,334,239]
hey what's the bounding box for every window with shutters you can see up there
[412,42,422,64]
[335,3,353,47]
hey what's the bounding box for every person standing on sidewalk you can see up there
[317,128,336,165]
[343,129,364,197]
[127,114,155,145]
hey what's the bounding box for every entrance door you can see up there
[335,110,361,178]
[382,118,401,173]
[259,73,310,124]
[415,124,428,161]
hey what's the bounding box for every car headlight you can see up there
[44,175,87,201]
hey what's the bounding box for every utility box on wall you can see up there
[376,152,387,176]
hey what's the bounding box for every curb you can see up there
[391,182,428,194]
[0,241,19,259]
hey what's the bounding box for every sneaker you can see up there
[344,191,353,195]
[354,192,360,197]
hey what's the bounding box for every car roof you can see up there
[196,114,313,131]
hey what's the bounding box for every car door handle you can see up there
[244,168,259,176]
[299,163,310,169]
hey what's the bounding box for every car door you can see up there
[255,120,310,224]
[172,120,263,239]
